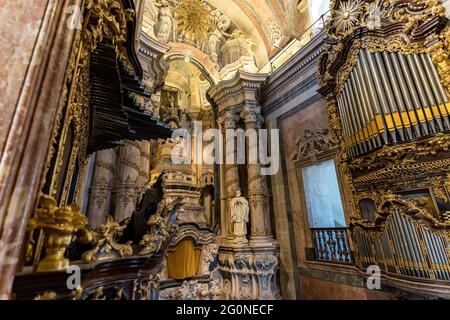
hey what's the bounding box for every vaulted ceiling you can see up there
[142,0,312,68]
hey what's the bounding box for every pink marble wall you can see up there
[277,97,393,300]
[0,0,82,299]
[280,98,330,266]
[0,0,49,155]
[300,276,396,300]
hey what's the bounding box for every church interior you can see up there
[1,0,450,300]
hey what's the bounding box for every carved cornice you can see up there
[350,196,450,235]
[263,29,326,99]
[207,71,268,113]
[348,133,450,170]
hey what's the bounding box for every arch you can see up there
[165,43,220,85]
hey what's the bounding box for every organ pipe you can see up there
[337,50,450,157]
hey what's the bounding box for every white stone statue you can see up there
[207,10,232,64]
[155,0,173,43]
[230,190,249,244]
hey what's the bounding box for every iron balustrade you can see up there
[311,227,352,264]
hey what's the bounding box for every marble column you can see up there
[219,112,242,241]
[0,0,83,299]
[241,106,273,243]
[87,149,116,228]
[139,140,151,188]
[114,141,142,222]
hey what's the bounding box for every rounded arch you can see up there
[165,43,220,85]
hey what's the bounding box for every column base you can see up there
[218,243,281,300]
[249,235,276,247]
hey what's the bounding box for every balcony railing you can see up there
[261,10,330,74]
[311,227,352,264]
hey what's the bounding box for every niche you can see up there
[166,238,202,280]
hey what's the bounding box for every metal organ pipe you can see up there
[337,49,450,157]
[422,227,442,279]
[354,60,383,147]
[419,54,450,130]
[347,76,371,152]
[337,95,356,157]
[343,84,365,154]
[395,213,415,275]
[338,94,356,156]
[396,52,432,135]
[374,52,405,141]
[403,217,427,278]
[365,50,398,144]
[349,72,375,151]
[397,213,422,277]
[358,51,389,143]
[342,86,365,154]
[389,52,424,138]
[406,54,439,133]
[428,229,450,280]
[422,53,450,117]
[412,54,444,131]
[385,225,405,275]
[360,50,391,146]
[381,51,414,140]
[389,213,411,276]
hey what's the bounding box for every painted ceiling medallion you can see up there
[332,0,364,35]
[174,0,216,45]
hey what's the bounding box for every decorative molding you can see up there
[292,129,338,163]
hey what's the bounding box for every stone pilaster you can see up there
[218,111,242,241]
[88,150,116,228]
[241,106,273,244]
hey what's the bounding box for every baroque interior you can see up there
[1,0,450,300]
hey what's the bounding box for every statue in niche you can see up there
[207,10,232,64]
[155,0,174,43]
[167,95,179,118]
[160,90,180,123]
[230,190,249,244]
